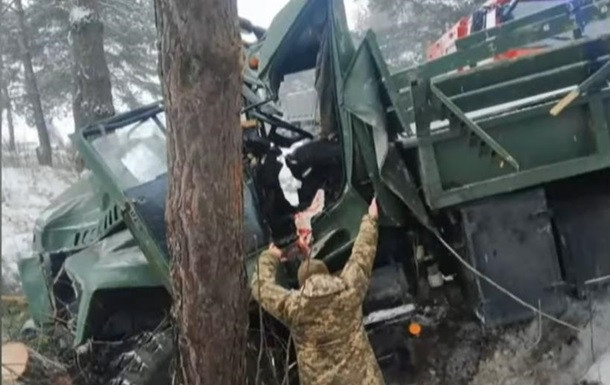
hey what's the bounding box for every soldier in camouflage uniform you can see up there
[251,199,384,385]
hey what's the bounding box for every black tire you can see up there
[110,328,174,385]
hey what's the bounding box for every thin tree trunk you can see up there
[1,52,16,151]
[3,85,16,151]
[14,0,52,165]
[158,0,247,383]
[0,55,4,141]
[0,1,4,141]
[70,0,114,130]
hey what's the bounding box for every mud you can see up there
[384,285,610,385]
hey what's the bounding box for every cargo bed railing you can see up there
[385,0,609,135]
[347,0,609,209]
[392,0,609,86]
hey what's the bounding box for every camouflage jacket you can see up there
[251,215,384,385]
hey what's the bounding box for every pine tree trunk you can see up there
[1,51,16,152]
[0,51,4,139]
[70,0,114,130]
[3,86,16,151]
[0,0,5,142]
[14,0,52,165]
[158,0,247,383]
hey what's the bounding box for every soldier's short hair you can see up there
[298,259,329,287]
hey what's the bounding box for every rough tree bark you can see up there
[158,0,248,384]
[14,0,52,164]
[70,0,114,130]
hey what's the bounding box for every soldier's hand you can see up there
[269,244,284,261]
[368,198,378,219]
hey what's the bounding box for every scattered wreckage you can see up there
[17,0,610,383]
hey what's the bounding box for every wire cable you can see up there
[431,229,582,332]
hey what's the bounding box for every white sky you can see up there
[238,0,295,27]
[1,0,363,145]
[238,0,361,29]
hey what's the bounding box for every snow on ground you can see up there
[585,352,610,384]
[69,5,93,24]
[470,288,610,385]
[2,166,77,292]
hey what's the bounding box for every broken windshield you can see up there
[91,112,167,190]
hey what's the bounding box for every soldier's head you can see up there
[297,259,329,287]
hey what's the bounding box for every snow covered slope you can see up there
[1,166,76,292]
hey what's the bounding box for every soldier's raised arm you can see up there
[340,199,379,302]
[251,247,298,325]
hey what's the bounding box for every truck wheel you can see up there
[110,328,174,385]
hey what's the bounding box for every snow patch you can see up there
[69,6,93,25]
[364,303,416,326]
[471,288,610,385]
[2,166,76,292]
[584,352,610,384]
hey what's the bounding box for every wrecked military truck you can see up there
[18,0,610,383]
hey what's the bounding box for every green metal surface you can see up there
[64,229,164,345]
[429,81,520,170]
[449,55,609,113]
[33,174,122,254]
[330,0,355,73]
[342,35,431,228]
[70,106,173,292]
[298,0,372,269]
[575,59,610,93]
[376,12,610,210]
[17,256,53,325]
[255,0,309,80]
[121,201,171,289]
[436,35,610,95]
[418,90,610,207]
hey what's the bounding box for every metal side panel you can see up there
[460,188,566,327]
[552,193,610,293]
[17,255,54,325]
